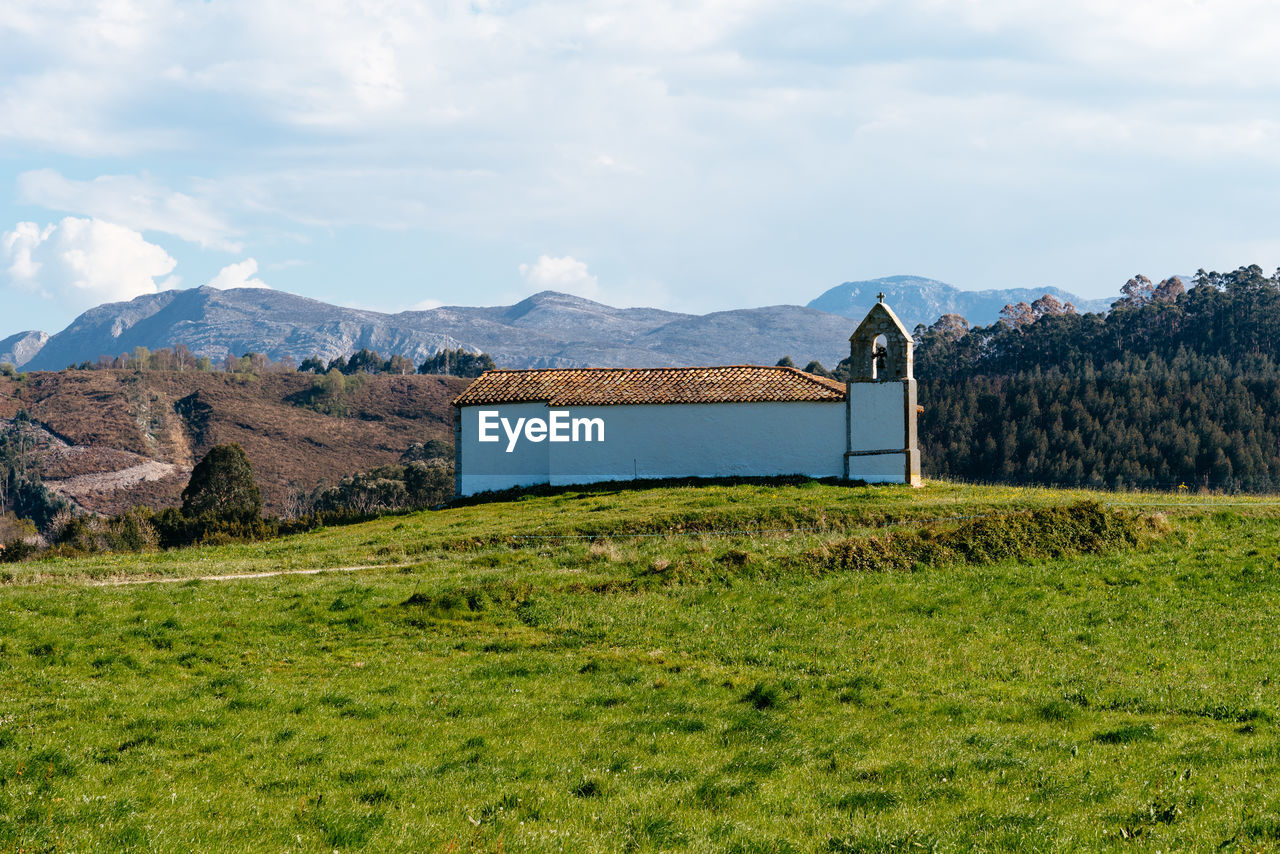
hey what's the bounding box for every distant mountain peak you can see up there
[855,274,951,286]
[520,289,596,304]
[808,275,1114,328]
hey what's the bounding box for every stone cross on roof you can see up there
[876,292,885,303]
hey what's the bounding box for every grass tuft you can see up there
[1092,723,1159,744]
[741,682,784,710]
[571,778,603,798]
[807,501,1148,572]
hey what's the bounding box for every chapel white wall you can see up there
[847,383,906,452]
[456,400,846,495]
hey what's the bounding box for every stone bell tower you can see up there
[844,294,921,485]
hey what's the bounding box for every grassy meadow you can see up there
[4,481,1280,851]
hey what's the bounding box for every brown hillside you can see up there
[2,370,468,515]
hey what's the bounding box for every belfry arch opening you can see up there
[872,334,889,381]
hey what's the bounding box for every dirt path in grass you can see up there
[83,562,416,587]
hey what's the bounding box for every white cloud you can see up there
[207,258,268,290]
[2,217,177,309]
[0,0,185,155]
[8,1,1280,161]
[10,0,1280,316]
[17,169,241,251]
[519,255,601,300]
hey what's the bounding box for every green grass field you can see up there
[4,481,1280,852]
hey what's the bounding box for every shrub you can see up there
[292,370,365,416]
[152,507,279,549]
[108,508,159,551]
[0,538,40,563]
[50,512,98,552]
[307,459,454,517]
[400,439,453,463]
[43,507,161,555]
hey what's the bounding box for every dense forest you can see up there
[908,266,1280,491]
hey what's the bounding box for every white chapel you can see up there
[451,298,921,495]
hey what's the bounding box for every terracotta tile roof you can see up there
[453,366,848,407]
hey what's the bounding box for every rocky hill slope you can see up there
[0,330,50,368]
[0,370,467,516]
[25,287,470,372]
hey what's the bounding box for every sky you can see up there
[3,0,1280,336]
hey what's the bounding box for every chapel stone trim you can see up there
[848,294,913,382]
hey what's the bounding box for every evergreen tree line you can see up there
[52,345,495,378]
[911,265,1280,491]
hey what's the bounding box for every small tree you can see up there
[181,444,262,522]
[386,354,416,375]
[404,460,453,505]
[928,314,970,342]
[345,348,383,374]
[246,352,270,374]
[803,360,832,378]
[998,301,1036,330]
[417,348,495,377]
[401,439,453,463]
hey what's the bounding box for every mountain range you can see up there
[807,275,1115,322]
[8,276,1115,372]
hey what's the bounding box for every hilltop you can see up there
[0,370,467,516]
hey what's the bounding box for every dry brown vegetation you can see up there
[1,370,467,515]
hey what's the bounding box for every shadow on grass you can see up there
[444,475,870,509]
